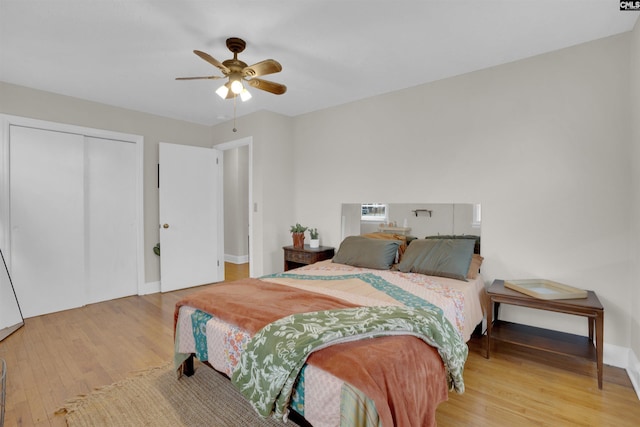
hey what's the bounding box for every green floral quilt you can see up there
[230,304,468,420]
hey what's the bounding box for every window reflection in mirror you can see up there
[361,203,387,222]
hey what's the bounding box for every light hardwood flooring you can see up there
[1,262,638,426]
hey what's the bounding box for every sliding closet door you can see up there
[8,126,139,317]
[85,137,137,304]
[9,126,85,317]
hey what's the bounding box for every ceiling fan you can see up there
[176,37,286,102]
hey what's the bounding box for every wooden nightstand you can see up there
[283,245,335,271]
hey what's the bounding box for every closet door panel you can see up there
[9,126,85,317]
[85,137,137,303]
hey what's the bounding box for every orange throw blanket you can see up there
[175,278,448,427]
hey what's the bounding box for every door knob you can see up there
[163,224,169,229]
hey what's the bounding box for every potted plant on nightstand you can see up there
[309,228,320,248]
[290,223,308,249]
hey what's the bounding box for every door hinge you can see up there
[216,157,219,165]
[217,260,220,267]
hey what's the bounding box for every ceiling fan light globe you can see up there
[230,79,244,95]
[240,89,252,102]
[216,85,229,99]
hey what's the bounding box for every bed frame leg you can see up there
[182,354,195,377]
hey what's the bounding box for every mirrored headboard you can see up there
[341,203,481,248]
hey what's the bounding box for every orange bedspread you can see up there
[174,278,448,427]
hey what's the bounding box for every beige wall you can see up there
[291,33,634,348]
[631,20,640,363]
[0,82,213,283]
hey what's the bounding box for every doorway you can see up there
[217,137,252,278]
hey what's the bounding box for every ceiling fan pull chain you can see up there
[233,95,238,132]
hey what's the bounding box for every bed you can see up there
[174,235,485,427]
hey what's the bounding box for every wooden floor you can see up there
[1,262,638,426]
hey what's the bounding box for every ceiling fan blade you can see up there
[193,50,230,74]
[243,59,282,78]
[175,76,224,80]
[246,78,287,95]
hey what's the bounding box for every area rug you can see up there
[57,362,297,426]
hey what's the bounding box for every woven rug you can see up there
[57,363,298,427]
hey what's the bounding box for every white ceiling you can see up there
[1,1,638,126]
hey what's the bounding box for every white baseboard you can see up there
[139,280,160,295]
[627,349,640,400]
[604,342,629,368]
[605,343,640,400]
[225,254,249,264]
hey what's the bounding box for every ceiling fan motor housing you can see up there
[226,37,246,54]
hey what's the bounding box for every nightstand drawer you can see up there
[283,245,335,271]
[285,250,313,264]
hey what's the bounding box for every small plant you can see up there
[309,228,319,239]
[290,223,308,234]
[290,223,307,248]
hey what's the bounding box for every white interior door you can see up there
[159,142,223,292]
[10,126,85,317]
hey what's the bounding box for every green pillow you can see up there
[397,239,475,281]
[332,236,400,270]
[425,234,480,254]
